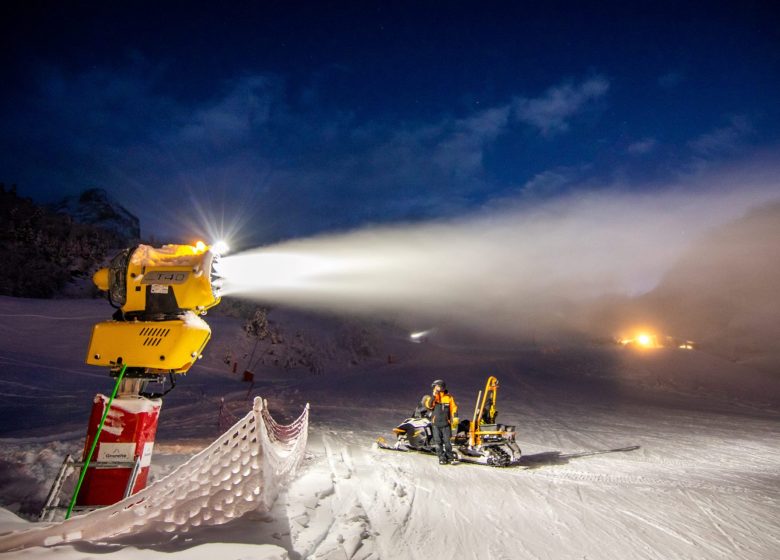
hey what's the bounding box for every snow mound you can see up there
[0,397,309,552]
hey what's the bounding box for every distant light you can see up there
[410,330,431,343]
[195,240,207,252]
[212,240,230,255]
[617,330,660,349]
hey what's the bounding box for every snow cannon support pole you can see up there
[65,363,128,519]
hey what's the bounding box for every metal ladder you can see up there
[38,454,142,522]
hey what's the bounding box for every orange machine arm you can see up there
[468,376,499,446]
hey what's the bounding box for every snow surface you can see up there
[1,296,779,559]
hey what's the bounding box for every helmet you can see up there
[431,379,446,389]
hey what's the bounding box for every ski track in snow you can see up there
[262,393,779,560]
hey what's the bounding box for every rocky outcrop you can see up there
[52,188,140,243]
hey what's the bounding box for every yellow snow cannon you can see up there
[86,242,224,375]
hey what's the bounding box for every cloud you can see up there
[265,102,516,227]
[429,105,512,176]
[513,76,609,135]
[28,63,176,149]
[627,138,658,155]
[176,76,279,145]
[688,115,752,156]
[518,169,572,197]
[6,62,766,251]
[3,64,618,243]
[6,66,286,242]
[658,71,683,89]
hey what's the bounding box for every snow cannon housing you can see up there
[87,243,224,375]
[94,243,222,318]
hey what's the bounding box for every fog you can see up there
[220,162,779,355]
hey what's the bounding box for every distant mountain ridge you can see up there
[51,188,140,243]
[0,184,135,297]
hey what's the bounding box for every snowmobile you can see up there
[376,376,522,467]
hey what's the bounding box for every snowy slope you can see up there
[1,296,779,559]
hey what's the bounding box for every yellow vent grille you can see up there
[139,327,171,347]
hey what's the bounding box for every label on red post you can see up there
[97,442,135,463]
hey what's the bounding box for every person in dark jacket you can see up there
[423,379,458,464]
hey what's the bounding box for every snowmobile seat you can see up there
[412,404,429,419]
[412,395,431,419]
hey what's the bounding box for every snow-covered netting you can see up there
[0,397,309,552]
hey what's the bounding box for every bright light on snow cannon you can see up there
[87,243,223,374]
[212,240,230,255]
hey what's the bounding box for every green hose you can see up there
[65,363,128,519]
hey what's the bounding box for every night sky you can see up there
[2,1,779,246]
